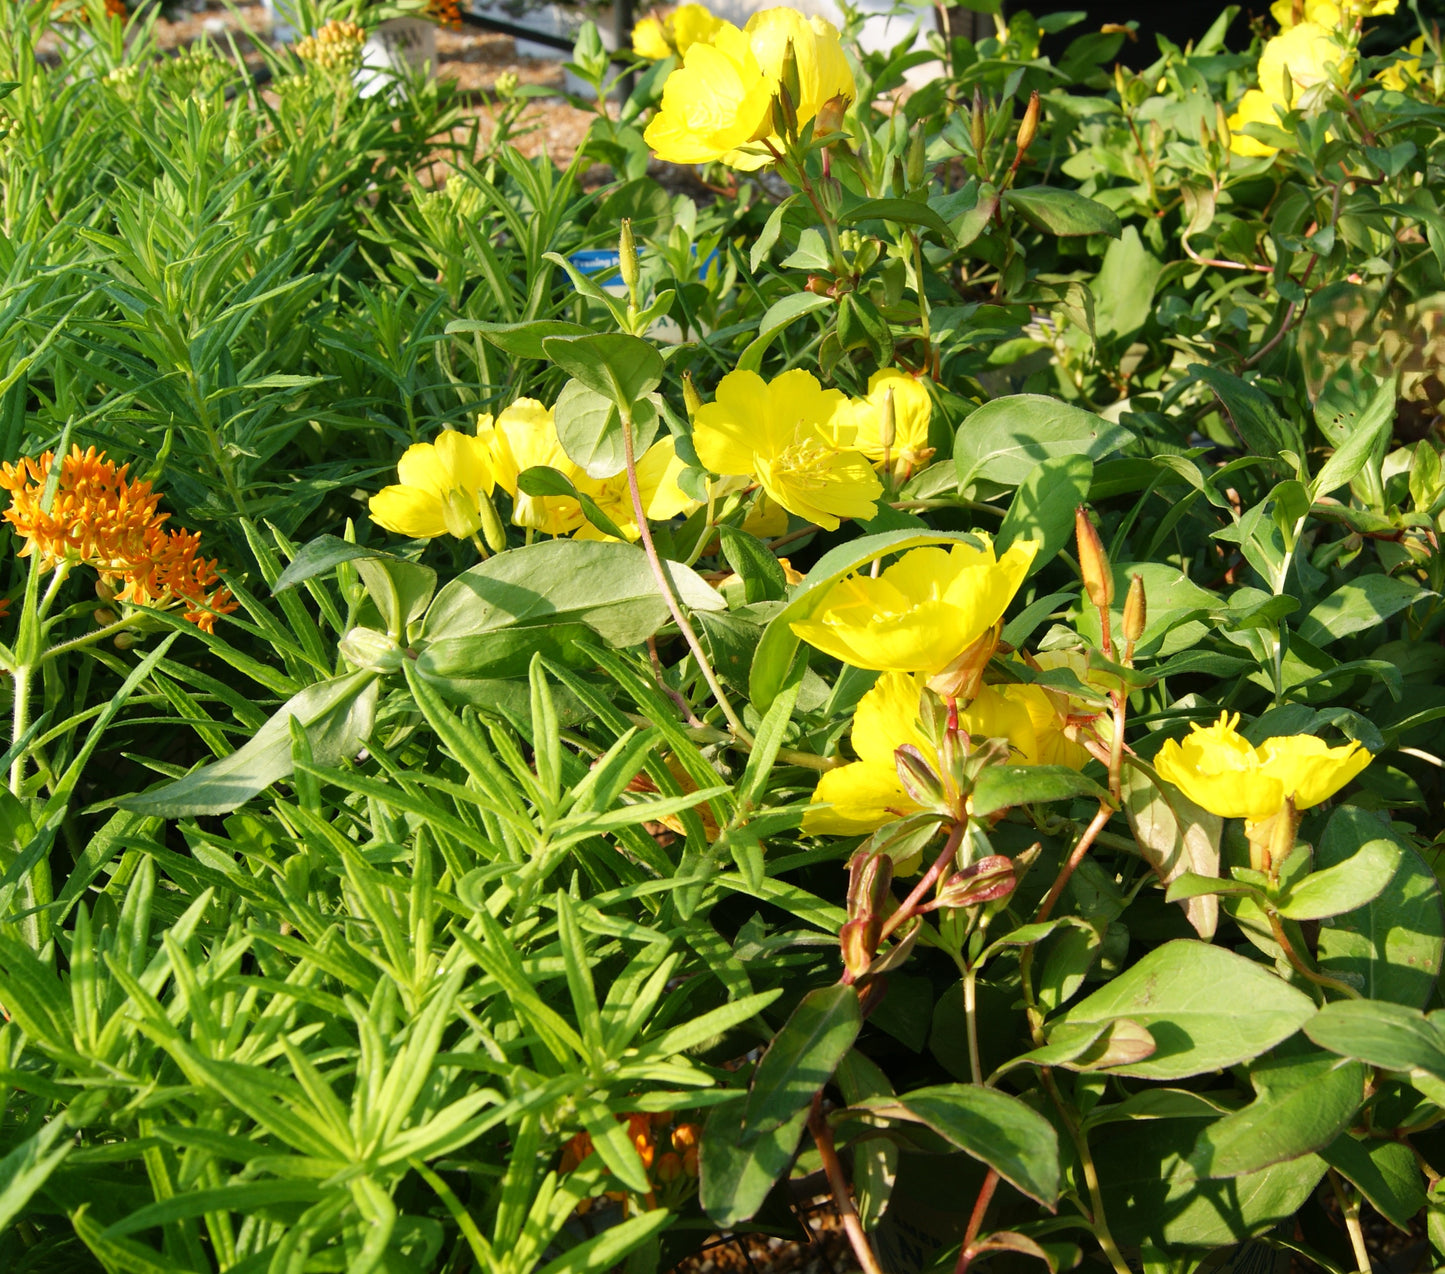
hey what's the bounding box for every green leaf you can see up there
[749,530,983,711]
[552,379,659,479]
[699,1101,808,1228]
[717,526,787,604]
[1095,1120,1326,1249]
[1303,999,1445,1077]
[996,455,1094,575]
[840,197,953,237]
[1002,186,1122,237]
[1296,575,1428,646]
[738,293,833,374]
[447,318,593,359]
[999,1018,1156,1076]
[273,534,429,596]
[1189,1051,1366,1178]
[419,540,724,680]
[354,557,437,637]
[119,671,379,818]
[0,1113,73,1233]
[1275,838,1402,920]
[1121,763,1222,940]
[969,765,1110,817]
[1052,940,1315,1079]
[534,1209,672,1274]
[1321,1134,1426,1233]
[1091,226,1162,341]
[516,466,629,542]
[857,1084,1060,1204]
[1309,376,1395,500]
[542,333,663,409]
[1315,806,1444,1007]
[742,984,861,1139]
[953,395,1132,488]
[1190,364,1294,455]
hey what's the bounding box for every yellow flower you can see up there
[1270,0,1395,25]
[673,3,723,51]
[481,399,587,536]
[743,7,854,127]
[790,538,1037,676]
[1258,22,1353,105]
[643,22,775,166]
[574,436,699,542]
[1379,36,1427,91]
[804,672,936,834]
[804,672,1082,834]
[1153,712,1372,823]
[692,369,882,531]
[369,430,496,540]
[643,6,855,169]
[1227,89,1284,158]
[632,15,673,59]
[742,491,790,538]
[832,369,935,473]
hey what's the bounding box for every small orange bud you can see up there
[654,1152,684,1184]
[1122,573,1147,646]
[672,1123,701,1152]
[1016,90,1040,156]
[1074,507,1114,610]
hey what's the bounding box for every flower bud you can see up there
[94,607,118,627]
[1015,90,1040,158]
[1122,573,1147,646]
[780,38,801,128]
[895,744,946,808]
[619,218,640,305]
[839,916,876,979]
[935,855,1016,909]
[847,847,894,922]
[440,488,484,541]
[906,125,927,189]
[1074,506,1114,610]
[682,373,703,423]
[879,386,897,458]
[339,626,405,673]
[971,88,986,158]
[814,178,844,226]
[654,1151,684,1184]
[671,1123,701,1152]
[926,621,1001,703]
[816,93,848,139]
[113,632,136,651]
[95,579,116,602]
[477,489,508,555]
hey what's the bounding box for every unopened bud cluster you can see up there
[294,20,367,73]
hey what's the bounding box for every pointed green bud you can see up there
[619,217,640,307]
[339,627,405,673]
[478,488,508,555]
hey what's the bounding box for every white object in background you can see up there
[259,0,298,45]
[358,17,437,97]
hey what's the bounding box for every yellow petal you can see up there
[369,485,447,539]
[804,760,920,834]
[1257,734,1372,809]
[851,671,932,766]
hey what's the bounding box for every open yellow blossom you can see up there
[832,369,935,473]
[1153,713,1371,823]
[633,3,723,59]
[369,430,496,540]
[574,436,698,542]
[1270,0,1395,26]
[743,7,854,126]
[481,399,586,536]
[1379,36,1427,91]
[643,23,775,166]
[692,369,882,531]
[1227,89,1285,158]
[644,6,855,169]
[803,672,1082,834]
[790,538,1037,677]
[1258,22,1352,105]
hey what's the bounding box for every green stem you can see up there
[620,407,752,743]
[1040,1069,1133,1274]
[40,615,141,665]
[9,661,30,798]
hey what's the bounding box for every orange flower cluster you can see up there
[0,446,237,633]
[560,1114,701,1207]
[427,0,461,26]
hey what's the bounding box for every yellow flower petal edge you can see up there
[369,430,496,541]
[789,538,1038,675]
[1153,712,1372,823]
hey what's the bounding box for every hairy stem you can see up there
[809,1096,885,1274]
[621,407,752,743]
